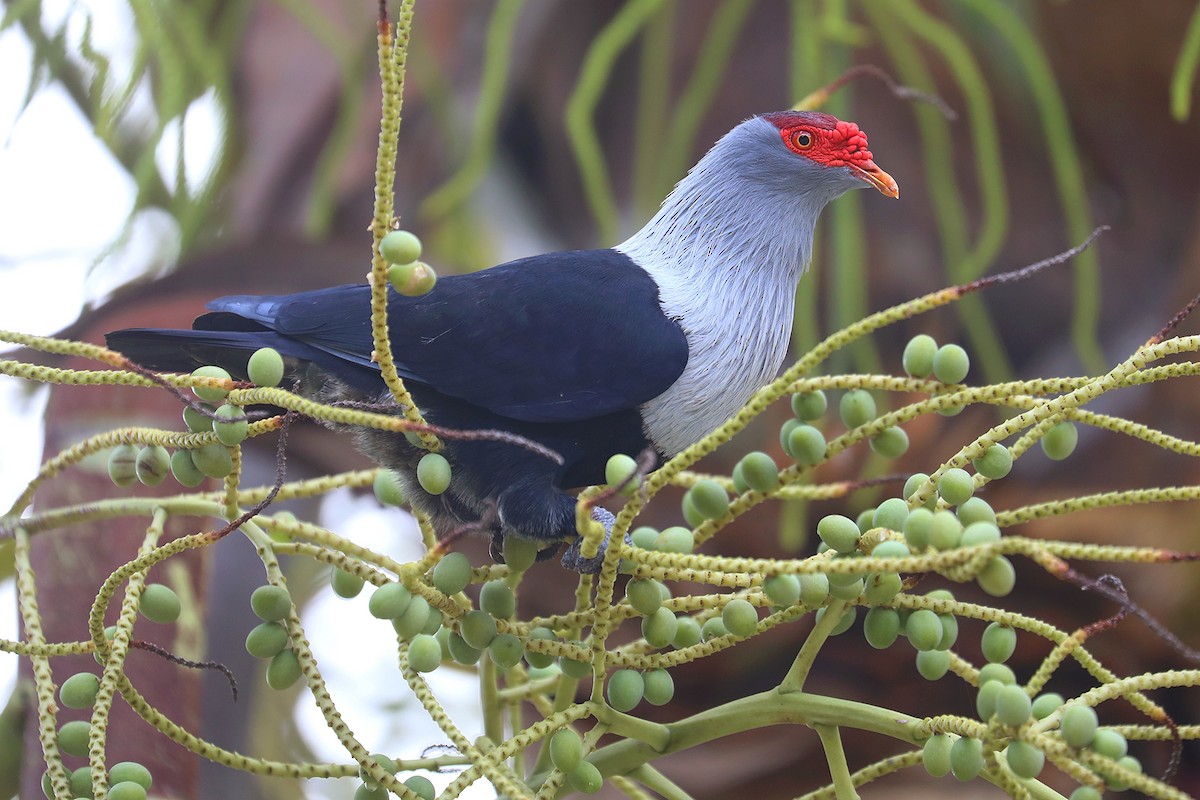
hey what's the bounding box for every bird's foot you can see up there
[561,507,628,573]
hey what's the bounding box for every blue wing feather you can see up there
[204,249,689,423]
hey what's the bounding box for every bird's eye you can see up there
[791,130,814,150]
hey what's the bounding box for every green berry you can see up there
[524,627,555,669]
[549,729,583,772]
[655,526,695,554]
[182,403,213,433]
[266,650,302,690]
[626,579,664,616]
[392,596,432,639]
[331,567,365,599]
[432,552,472,595]
[108,762,152,790]
[827,574,864,602]
[737,451,778,492]
[1005,740,1044,779]
[134,445,170,486]
[58,720,91,756]
[140,583,181,623]
[817,514,861,554]
[170,449,205,487]
[916,649,951,680]
[870,426,909,458]
[1103,755,1142,791]
[213,404,248,446]
[1042,421,1079,460]
[936,614,959,650]
[567,761,603,794]
[416,453,451,495]
[245,622,289,659]
[688,479,729,519]
[605,453,639,495]
[672,617,703,649]
[957,496,996,527]
[973,443,1012,479]
[380,230,422,264]
[937,468,974,506]
[903,507,934,550]
[701,617,729,642]
[107,782,149,800]
[559,642,592,678]
[447,631,482,665]
[460,610,498,649]
[388,260,438,297]
[642,607,679,649]
[863,571,902,605]
[1031,692,1064,720]
[903,334,938,378]
[1092,728,1128,760]
[108,444,139,487]
[863,607,900,649]
[247,347,285,387]
[191,365,232,403]
[369,583,412,620]
[408,634,443,672]
[791,390,827,420]
[949,736,983,781]
[779,418,801,456]
[977,555,1016,597]
[855,508,875,535]
[1060,703,1099,748]
[70,766,94,798]
[480,580,515,618]
[978,664,1015,690]
[59,672,100,709]
[788,424,827,466]
[251,585,292,622]
[763,574,801,607]
[873,497,909,532]
[929,511,963,551]
[502,536,539,572]
[721,598,758,637]
[798,573,830,607]
[995,684,1033,726]
[840,389,876,428]
[191,443,233,479]
[961,521,1001,547]
[642,668,675,706]
[488,633,525,668]
[905,609,942,652]
[982,623,1017,663]
[372,469,406,506]
[607,669,644,712]
[932,344,969,384]
[359,753,398,788]
[421,610,443,636]
[681,492,706,527]
[922,733,953,777]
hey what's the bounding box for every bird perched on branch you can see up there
[107,110,897,568]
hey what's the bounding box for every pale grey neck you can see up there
[615,119,840,455]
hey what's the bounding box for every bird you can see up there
[106,110,897,569]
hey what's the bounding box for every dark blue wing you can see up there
[203,249,689,423]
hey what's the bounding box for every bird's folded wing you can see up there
[205,249,689,424]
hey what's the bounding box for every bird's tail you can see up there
[105,326,297,378]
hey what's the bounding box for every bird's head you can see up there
[760,110,899,199]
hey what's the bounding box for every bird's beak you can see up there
[851,161,899,199]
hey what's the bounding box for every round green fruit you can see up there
[903,334,937,379]
[388,261,437,297]
[416,453,451,495]
[140,583,181,624]
[607,669,644,712]
[134,445,170,486]
[408,634,443,672]
[368,583,412,620]
[688,479,730,519]
[108,444,139,488]
[791,390,828,420]
[170,449,206,487]
[1042,421,1079,461]
[973,443,1012,479]
[379,230,422,264]
[59,672,100,709]
[721,598,758,637]
[431,551,472,595]
[245,622,289,659]
[266,649,302,690]
[642,668,675,706]
[191,365,232,403]
[251,585,292,622]
[737,451,778,492]
[549,729,583,772]
[932,344,970,384]
[213,404,248,446]
[605,453,639,495]
[247,347,285,387]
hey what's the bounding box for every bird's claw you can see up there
[561,507,629,573]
